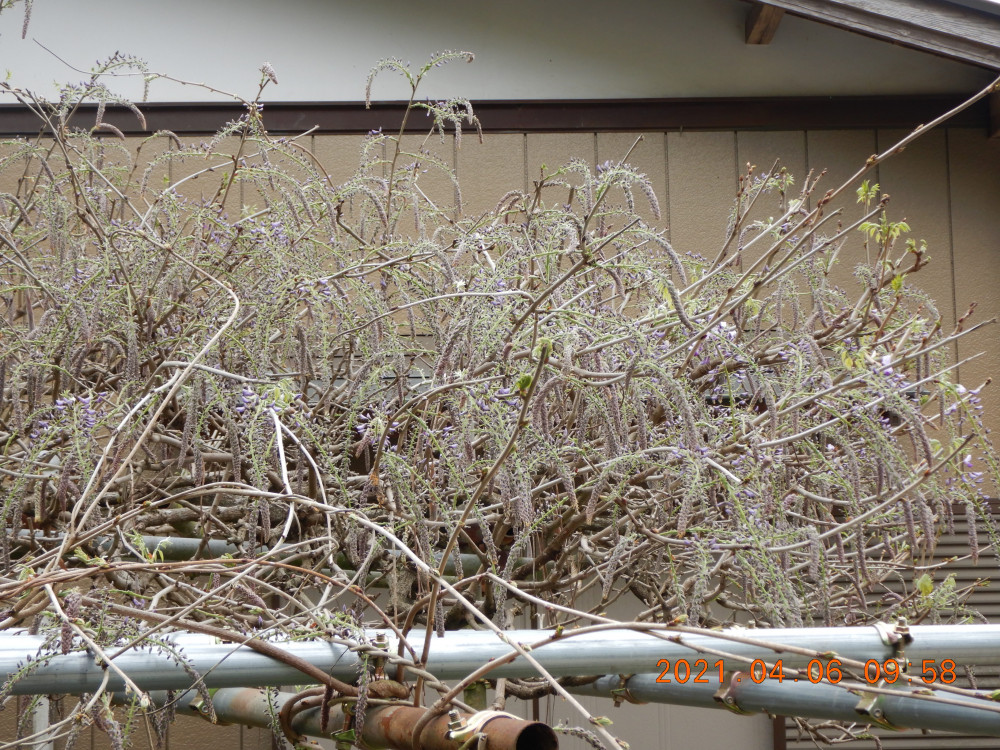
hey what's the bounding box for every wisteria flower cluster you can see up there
[0,49,997,750]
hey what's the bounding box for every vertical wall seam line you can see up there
[453,132,460,219]
[944,128,960,379]
[734,130,741,193]
[800,130,808,210]
[663,131,671,242]
[523,133,528,196]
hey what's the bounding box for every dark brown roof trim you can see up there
[754,0,1000,70]
[0,96,989,137]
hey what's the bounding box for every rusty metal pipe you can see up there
[139,688,557,750]
[364,704,558,750]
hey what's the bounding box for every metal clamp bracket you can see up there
[874,618,913,681]
[188,693,231,726]
[447,709,520,741]
[372,631,388,680]
[854,688,904,732]
[713,673,754,715]
[873,619,913,651]
[610,674,648,707]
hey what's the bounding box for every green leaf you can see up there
[916,573,934,596]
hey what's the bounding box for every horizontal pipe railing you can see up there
[12,531,529,575]
[6,624,1000,695]
[568,672,1000,735]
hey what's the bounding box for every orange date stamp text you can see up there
[654,658,958,685]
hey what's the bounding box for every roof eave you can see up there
[753,0,1000,70]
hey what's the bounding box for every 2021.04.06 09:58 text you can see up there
[654,658,959,685]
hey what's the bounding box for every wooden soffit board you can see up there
[753,0,1000,69]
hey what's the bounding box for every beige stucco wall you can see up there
[0,702,273,750]
[319,124,998,435]
[2,123,998,749]
[451,125,1000,436]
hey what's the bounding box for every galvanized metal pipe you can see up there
[31,695,55,750]
[12,531,512,574]
[107,536,505,574]
[2,631,366,694]
[568,672,1000,735]
[139,688,558,750]
[7,624,1000,695]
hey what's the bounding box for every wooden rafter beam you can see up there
[746,3,786,44]
[752,0,1000,69]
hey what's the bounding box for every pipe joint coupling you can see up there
[446,709,520,741]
